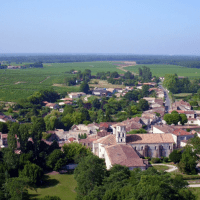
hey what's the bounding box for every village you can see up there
[0,77,199,172]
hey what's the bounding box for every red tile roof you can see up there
[173,129,195,136]
[126,133,174,144]
[105,144,146,167]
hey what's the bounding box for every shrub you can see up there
[151,157,161,163]
[163,157,169,162]
[169,149,182,163]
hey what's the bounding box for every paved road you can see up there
[152,164,178,172]
[159,83,171,113]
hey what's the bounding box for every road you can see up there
[159,83,171,113]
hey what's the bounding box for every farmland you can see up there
[0,61,123,102]
[1,61,200,102]
[126,64,200,78]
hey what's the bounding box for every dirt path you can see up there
[40,76,50,83]
[152,164,178,172]
[114,61,138,75]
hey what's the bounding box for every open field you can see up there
[0,61,123,102]
[125,64,200,78]
[29,174,77,200]
[1,61,200,102]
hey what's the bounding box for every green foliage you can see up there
[20,162,44,185]
[178,146,197,175]
[46,149,65,170]
[128,128,147,134]
[151,157,161,163]
[0,122,8,133]
[78,133,87,139]
[3,177,31,200]
[138,66,152,82]
[138,99,149,111]
[169,149,182,163]
[74,154,106,198]
[62,142,91,162]
[80,81,89,94]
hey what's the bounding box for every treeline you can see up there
[0,54,200,66]
[163,74,200,94]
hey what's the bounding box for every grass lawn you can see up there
[29,174,77,200]
[190,188,200,200]
[153,165,169,172]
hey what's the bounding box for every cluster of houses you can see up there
[1,80,200,171]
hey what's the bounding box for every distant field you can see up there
[126,64,200,78]
[1,61,200,102]
[29,174,77,200]
[0,61,122,102]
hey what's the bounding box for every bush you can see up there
[169,149,182,163]
[151,157,161,163]
[163,157,169,162]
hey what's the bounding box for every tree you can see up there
[92,98,101,110]
[142,85,150,97]
[62,142,91,162]
[0,122,8,133]
[138,99,149,111]
[61,114,73,130]
[3,177,31,200]
[20,162,44,186]
[46,149,65,170]
[18,124,30,153]
[169,149,182,163]
[171,112,180,125]
[80,81,89,94]
[163,74,179,93]
[178,146,197,175]
[179,114,188,125]
[74,154,106,198]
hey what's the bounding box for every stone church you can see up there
[93,123,174,170]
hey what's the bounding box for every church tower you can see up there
[115,123,126,144]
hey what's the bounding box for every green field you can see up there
[0,61,123,102]
[1,62,200,102]
[153,165,169,172]
[29,174,77,200]
[126,64,200,78]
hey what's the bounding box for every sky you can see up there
[0,0,200,55]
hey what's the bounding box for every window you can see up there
[141,146,143,150]
[121,139,122,142]
[169,146,171,150]
[135,147,137,150]
[155,146,157,150]
[122,133,124,137]
[118,133,120,138]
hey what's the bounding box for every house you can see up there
[143,107,165,118]
[60,97,73,101]
[79,135,100,149]
[92,89,111,97]
[45,103,59,109]
[172,129,195,148]
[68,92,86,99]
[171,100,191,111]
[0,114,15,123]
[152,124,175,134]
[106,88,116,94]
[115,88,123,93]
[0,133,8,147]
[169,110,196,119]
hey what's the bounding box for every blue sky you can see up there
[1,0,200,55]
